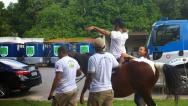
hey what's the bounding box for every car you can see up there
[0,59,42,97]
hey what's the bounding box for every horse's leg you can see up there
[134,93,146,106]
[139,90,156,106]
[134,93,140,106]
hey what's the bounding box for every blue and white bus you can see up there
[147,19,188,93]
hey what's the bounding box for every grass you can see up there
[0,99,187,106]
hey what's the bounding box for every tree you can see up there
[180,0,188,18]
[5,0,161,38]
[0,2,12,36]
[155,0,188,19]
[77,0,161,32]
[6,0,52,37]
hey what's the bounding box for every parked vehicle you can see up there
[24,42,49,64]
[147,19,188,94]
[0,42,24,61]
[0,59,42,97]
[75,42,95,54]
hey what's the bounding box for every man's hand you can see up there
[85,26,96,31]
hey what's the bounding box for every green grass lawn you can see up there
[0,99,187,106]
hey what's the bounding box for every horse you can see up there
[68,52,180,106]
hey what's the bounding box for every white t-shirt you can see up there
[110,31,129,59]
[55,56,80,93]
[88,52,119,92]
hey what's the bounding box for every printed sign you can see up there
[0,46,8,57]
[26,46,35,57]
[80,45,89,54]
[54,45,60,56]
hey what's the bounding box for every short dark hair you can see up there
[58,46,68,54]
[112,18,125,28]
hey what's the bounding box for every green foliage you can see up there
[1,0,161,38]
[6,0,52,37]
[155,0,188,19]
[24,2,88,39]
[0,2,12,36]
[1,0,187,39]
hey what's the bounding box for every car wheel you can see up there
[0,84,10,98]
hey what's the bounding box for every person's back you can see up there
[80,38,119,106]
[48,46,80,106]
[55,56,80,93]
[110,31,128,59]
[88,52,118,92]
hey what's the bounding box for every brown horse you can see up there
[111,61,159,106]
[69,52,179,106]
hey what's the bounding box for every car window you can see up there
[0,59,28,69]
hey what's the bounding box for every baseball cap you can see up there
[93,37,105,48]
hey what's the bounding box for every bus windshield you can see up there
[152,24,180,46]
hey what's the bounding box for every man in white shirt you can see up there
[85,18,129,63]
[80,38,119,106]
[48,46,81,106]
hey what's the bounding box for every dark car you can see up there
[0,59,42,97]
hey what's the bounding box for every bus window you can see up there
[153,25,180,46]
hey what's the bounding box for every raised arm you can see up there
[85,26,111,36]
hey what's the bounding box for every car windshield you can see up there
[0,59,28,69]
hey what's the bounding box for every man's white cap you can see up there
[94,37,105,48]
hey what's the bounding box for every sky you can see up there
[0,0,18,7]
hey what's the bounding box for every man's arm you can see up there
[85,26,111,36]
[48,72,62,100]
[80,73,92,104]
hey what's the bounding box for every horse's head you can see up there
[68,52,91,75]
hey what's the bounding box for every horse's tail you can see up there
[155,63,180,106]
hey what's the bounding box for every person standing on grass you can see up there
[85,18,129,64]
[48,46,81,106]
[80,38,119,106]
